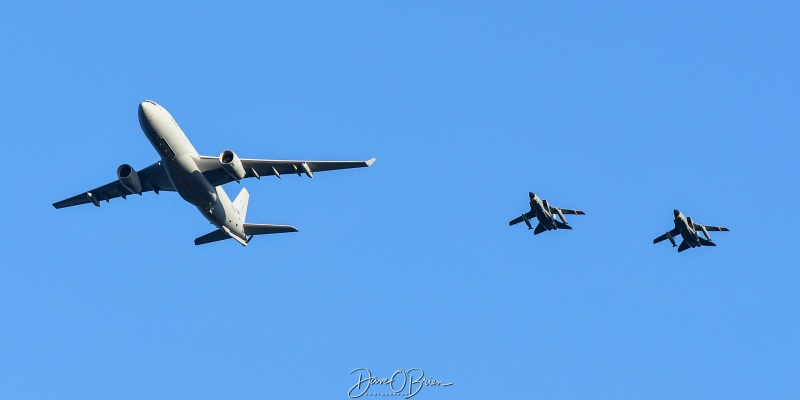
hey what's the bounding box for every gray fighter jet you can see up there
[509,192,585,235]
[653,209,729,252]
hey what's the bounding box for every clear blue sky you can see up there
[2,1,799,399]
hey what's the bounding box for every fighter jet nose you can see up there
[529,192,536,199]
[674,209,681,217]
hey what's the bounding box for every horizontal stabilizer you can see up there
[533,223,546,235]
[194,229,233,246]
[244,223,299,235]
[698,237,716,247]
[554,220,572,230]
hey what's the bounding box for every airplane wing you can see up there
[696,224,729,232]
[653,227,681,244]
[551,207,586,215]
[53,161,175,209]
[509,211,535,226]
[196,156,376,187]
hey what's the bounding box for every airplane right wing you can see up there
[53,161,175,209]
[653,227,681,244]
[509,211,535,226]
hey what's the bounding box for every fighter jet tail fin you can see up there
[533,223,547,235]
[677,240,691,252]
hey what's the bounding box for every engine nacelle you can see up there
[219,150,246,182]
[117,164,142,194]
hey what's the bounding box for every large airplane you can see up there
[653,209,729,252]
[509,192,585,235]
[53,100,375,246]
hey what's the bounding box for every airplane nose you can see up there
[138,100,157,120]
[529,192,536,199]
[674,209,681,217]
[138,100,159,133]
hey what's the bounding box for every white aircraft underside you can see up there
[54,100,375,246]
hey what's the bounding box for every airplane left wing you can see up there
[197,156,376,187]
[53,161,175,209]
[694,224,729,232]
[551,207,586,215]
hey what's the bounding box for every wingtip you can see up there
[365,158,376,167]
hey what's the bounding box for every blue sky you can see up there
[2,1,799,399]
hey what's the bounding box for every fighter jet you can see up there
[53,100,375,246]
[653,209,729,252]
[509,192,585,235]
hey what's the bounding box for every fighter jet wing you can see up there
[550,207,586,215]
[53,161,175,209]
[197,156,376,186]
[694,224,729,232]
[509,211,535,226]
[653,227,681,244]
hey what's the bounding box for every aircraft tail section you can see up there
[533,223,547,235]
[233,187,250,223]
[194,189,298,246]
[677,240,691,252]
[554,220,572,230]
[698,237,716,247]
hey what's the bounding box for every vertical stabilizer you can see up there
[233,187,250,223]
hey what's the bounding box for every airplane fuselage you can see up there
[137,101,246,241]
[530,198,557,230]
[674,214,701,248]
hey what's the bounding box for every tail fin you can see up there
[533,223,547,235]
[233,188,250,223]
[677,240,691,252]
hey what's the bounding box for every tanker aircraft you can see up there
[53,100,375,246]
[509,192,585,235]
[653,209,729,252]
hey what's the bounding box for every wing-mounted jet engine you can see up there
[117,164,142,195]
[219,150,246,182]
